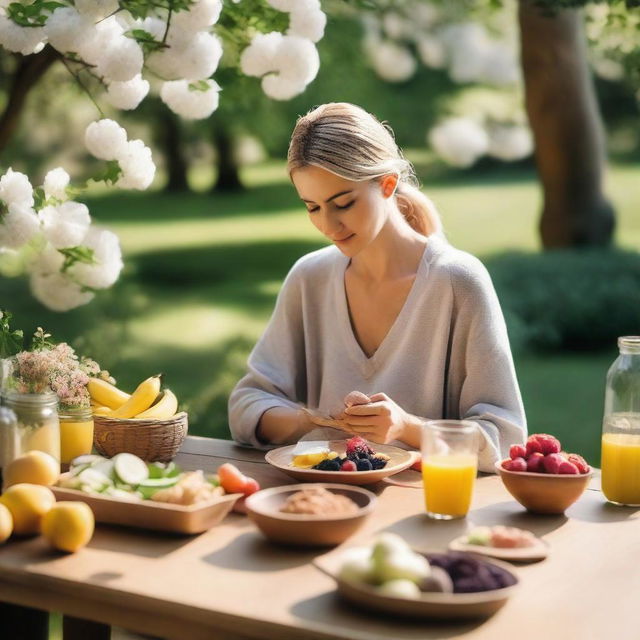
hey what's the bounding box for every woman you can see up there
[228,103,526,472]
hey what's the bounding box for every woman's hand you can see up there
[340,392,410,444]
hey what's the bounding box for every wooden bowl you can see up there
[245,483,376,547]
[93,412,188,462]
[314,550,519,619]
[265,441,416,486]
[495,460,592,514]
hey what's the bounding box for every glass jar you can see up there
[0,405,18,485]
[601,336,640,506]
[3,390,60,463]
[58,405,94,465]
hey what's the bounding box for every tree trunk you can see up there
[157,109,189,192]
[211,125,243,193]
[519,1,615,248]
[0,48,59,155]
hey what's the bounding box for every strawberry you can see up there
[526,452,545,473]
[410,459,422,472]
[567,454,590,474]
[217,463,248,494]
[509,444,526,460]
[345,436,375,457]
[542,453,563,474]
[558,460,579,475]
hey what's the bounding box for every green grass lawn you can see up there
[3,159,639,466]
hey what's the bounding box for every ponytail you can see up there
[395,182,443,237]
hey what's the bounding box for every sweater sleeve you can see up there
[228,262,307,449]
[447,256,527,472]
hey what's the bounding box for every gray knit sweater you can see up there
[228,235,527,472]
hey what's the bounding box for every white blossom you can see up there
[39,201,91,249]
[31,242,64,275]
[69,227,123,289]
[77,16,123,66]
[115,139,156,190]
[288,7,326,43]
[44,7,92,53]
[135,16,166,41]
[160,79,221,119]
[241,33,319,100]
[43,167,70,202]
[0,168,33,208]
[75,0,119,20]
[30,271,94,312]
[0,247,23,278]
[382,13,414,40]
[487,124,534,161]
[172,0,223,31]
[0,203,41,248]
[0,17,45,55]
[416,35,445,69]
[481,44,520,86]
[105,75,150,110]
[95,35,144,82]
[428,118,489,168]
[367,39,416,83]
[85,119,128,161]
[266,0,300,10]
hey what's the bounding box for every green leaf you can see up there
[188,80,213,92]
[59,246,97,272]
[99,160,123,186]
[0,310,23,359]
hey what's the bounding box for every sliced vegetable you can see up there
[113,453,149,486]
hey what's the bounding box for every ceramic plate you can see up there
[51,486,241,535]
[448,536,549,563]
[314,549,519,620]
[265,440,415,485]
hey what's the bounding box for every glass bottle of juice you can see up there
[58,405,94,465]
[601,336,640,506]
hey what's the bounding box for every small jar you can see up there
[58,405,94,465]
[0,405,18,484]
[3,390,60,463]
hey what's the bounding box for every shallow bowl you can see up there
[245,483,376,547]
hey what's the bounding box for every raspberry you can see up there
[504,457,527,472]
[525,440,542,457]
[528,433,561,455]
[509,445,526,460]
[526,452,545,473]
[567,453,590,474]
[542,453,563,474]
[340,460,357,472]
[356,458,373,471]
[558,460,579,474]
[345,436,375,457]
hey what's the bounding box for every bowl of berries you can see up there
[264,436,416,485]
[496,433,593,514]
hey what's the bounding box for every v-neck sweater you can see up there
[228,235,527,472]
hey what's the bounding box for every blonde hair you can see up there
[287,102,442,237]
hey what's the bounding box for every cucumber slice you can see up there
[70,454,106,468]
[92,459,116,480]
[113,453,149,486]
[77,468,112,492]
[137,476,181,500]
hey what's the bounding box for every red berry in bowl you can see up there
[340,460,357,472]
[509,444,526,460]
[558,460,579,474]
[526,452,545,473]
[536,434,561,455]
[567,453,590,474]
[542,453,564,474]
[507,457,527,472]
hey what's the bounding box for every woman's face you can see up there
[291,165,390,257]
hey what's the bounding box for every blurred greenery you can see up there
[3,158,639,467]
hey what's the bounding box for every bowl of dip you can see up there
[245,483,377,547]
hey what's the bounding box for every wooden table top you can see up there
[0,436,637,640]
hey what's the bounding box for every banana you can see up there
[88,378,131,410]
[109,374,162,419]
[136,389,178,420]
[92,405,112,416]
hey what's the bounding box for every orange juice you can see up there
[601,433,640,506]
[422,454,477,518]
[60,418,94,465]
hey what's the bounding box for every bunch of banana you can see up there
[88,375,179,420]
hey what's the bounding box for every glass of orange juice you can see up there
[58,406,94,465]
[421,420,478,520]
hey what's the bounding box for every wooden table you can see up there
[0,436,638,640]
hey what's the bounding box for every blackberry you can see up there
[370,457,387,470]
[356,458,373,471]
[313,459,340,471]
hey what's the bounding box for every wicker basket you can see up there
[93,411,188,462]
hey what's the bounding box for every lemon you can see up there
[3,450,60,488]
[0,504,13,543]
[0,484,56,536]
[41,502,94,553]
